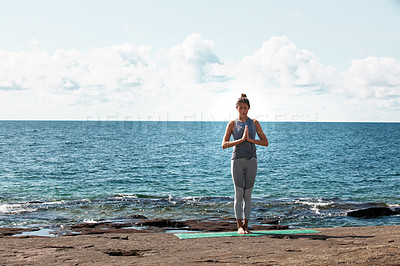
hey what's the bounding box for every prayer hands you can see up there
[242,125,249,142]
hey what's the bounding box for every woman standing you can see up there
[222,93,269,234]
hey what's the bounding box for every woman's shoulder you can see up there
[251,119,262,129]
[225,120,235,128]
[228,120,236,127]
[224,120,235,133]
[252,118,260,125]
[252,119,264,131]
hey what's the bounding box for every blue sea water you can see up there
[0,121,399,230]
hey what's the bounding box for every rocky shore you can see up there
[1,205,399,238]
[0,218,399,265]
[0,217,287,237]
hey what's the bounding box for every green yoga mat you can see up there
[174,229,319,239]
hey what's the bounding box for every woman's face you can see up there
[236,103,249,117]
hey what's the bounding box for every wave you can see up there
[111,194,169,199]
[0,203,38,214]
[0,199,90,215]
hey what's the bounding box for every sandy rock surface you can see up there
[0,225,399,265]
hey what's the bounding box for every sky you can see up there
[1,0,400,121]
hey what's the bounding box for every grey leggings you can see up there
[231,157,257,220]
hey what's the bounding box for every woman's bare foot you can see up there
[237,227,246,234]
[243,219,251,234]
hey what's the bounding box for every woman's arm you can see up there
[247,119,269,147]
[222,121,247,149]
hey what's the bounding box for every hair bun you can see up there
[236,93,250,108]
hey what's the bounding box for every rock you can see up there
[107,223,135,229]
[65,222,148,235]
[0,227,39,237]
[103,249,142,256]
[252,224,289,230]
[78,228,143,235]
[70,222,135,229]
[186,219,236,232]
[136,219,186,228]
[393,207,400,214]
[347,207,396,217]
[127,214,148,220]
[256,219,280,225]
[185,219,289,232]
[1,218,292,238]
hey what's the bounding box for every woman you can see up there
[222,93,269,234]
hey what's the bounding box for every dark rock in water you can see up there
[71,222,103,229]
[136,219,186,228]
[347,207,396,217]
[392,207,400,214]
[255,219,280,225]
[127,214,148,220]
[109,223,135,228]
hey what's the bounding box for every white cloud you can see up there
[0,34,399,121]
[343,56,400,99]
[157,33,221,89]
[238,36,337,93]
[0,43,157,106]
[206,36,338,96]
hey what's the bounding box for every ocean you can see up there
[0,121,399,230]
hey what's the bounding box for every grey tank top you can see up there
[231,118,257,160]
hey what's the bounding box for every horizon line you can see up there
[0,119,399,123]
